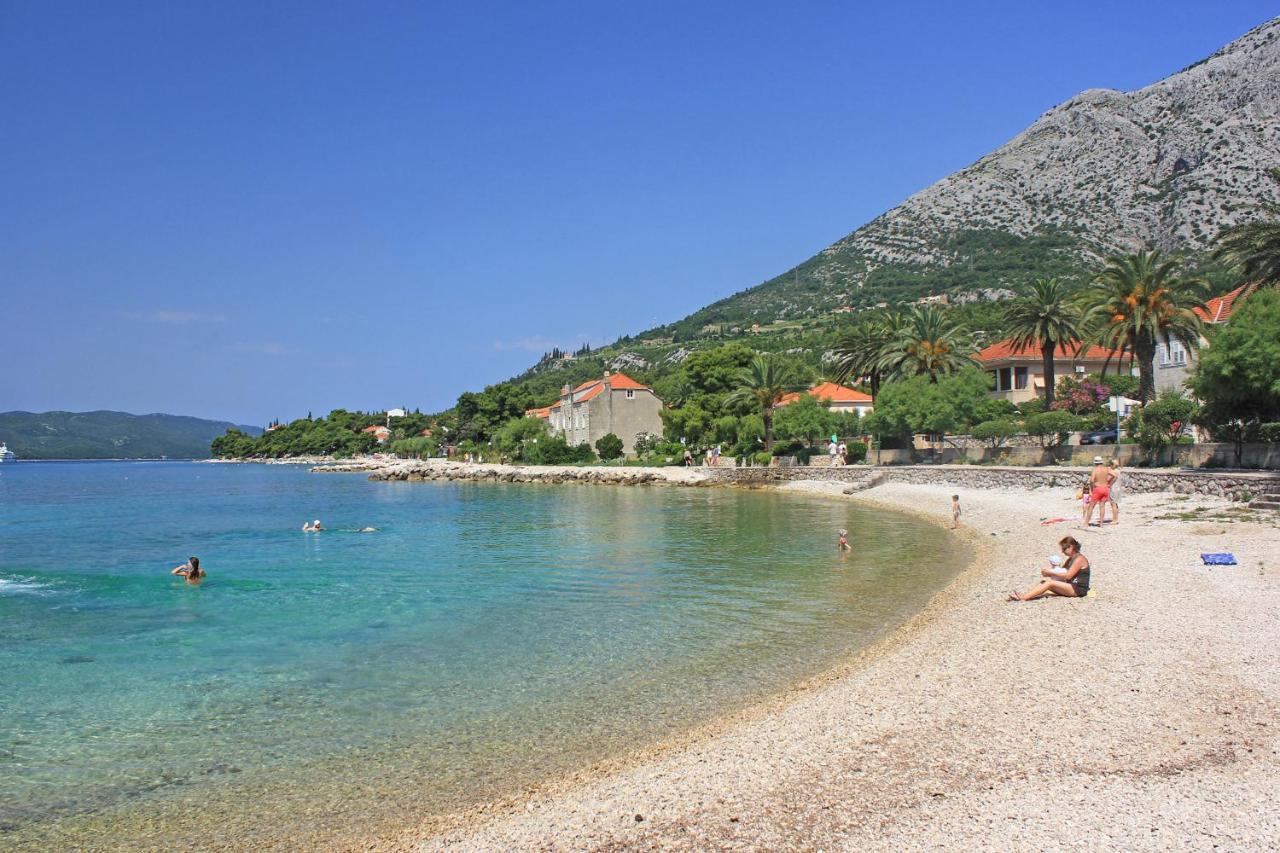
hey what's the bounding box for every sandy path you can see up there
[396,482,1280,851]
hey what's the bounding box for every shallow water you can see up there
[0,462,959,849]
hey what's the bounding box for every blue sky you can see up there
[2,1,1274,425]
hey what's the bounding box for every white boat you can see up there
[0,442,15,462]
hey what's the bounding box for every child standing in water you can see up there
[837,528,851,553]
[951,495,962,528]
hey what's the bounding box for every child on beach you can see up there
[837,528,851,553]
[951,495,961,528]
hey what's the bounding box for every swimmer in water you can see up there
[170,556,204,585]
[837,528,851,553]
[302,519,324,532]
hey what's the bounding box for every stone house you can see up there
[1154,281,1259,395]
[528,372,664,455]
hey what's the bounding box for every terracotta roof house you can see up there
[545,372,663,455]
[1153,281,1263,394]
[777,382,874,416]
[361,424,392,444]
[976,339,1125,405]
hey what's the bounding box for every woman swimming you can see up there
[170,556,204,585]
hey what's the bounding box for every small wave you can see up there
[0,576,55,596]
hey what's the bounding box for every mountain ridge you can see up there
[658,16,1280,336]
[0,410,263,459]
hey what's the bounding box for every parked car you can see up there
[1080,428,1118,445]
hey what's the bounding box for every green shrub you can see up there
[1024,411,1080,448]
[594,433,624,461]
[1259,422,1280,443]
[970,419,1020,448]
[752,450,772,466]
[845,440,868,463]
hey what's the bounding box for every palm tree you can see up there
[1083,249,1207,403]
[1214,210,1280,286]
[829,312,903,401]
[724,355,800,451]
[1002,277,1084,409]
[877,304,973,382]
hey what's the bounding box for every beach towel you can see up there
[1040,517,1069,525]
[1200,553,1238,566]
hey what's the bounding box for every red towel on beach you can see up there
[1040,517,1068,525]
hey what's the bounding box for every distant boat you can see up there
[0,441,15,462]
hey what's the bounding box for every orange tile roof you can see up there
[1195,282,1255,324]
[525,406,552,419]
[566,373,651,404]
[607,372,648,390]
[778,382,873,406]
[976,339,1122,363]
[361,424,390,434]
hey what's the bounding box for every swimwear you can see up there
[1090,485,1110,503]
[1065,556,1090,597]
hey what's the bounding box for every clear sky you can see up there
[2,2,1275,425]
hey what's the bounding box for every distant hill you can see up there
[0,411,263,460]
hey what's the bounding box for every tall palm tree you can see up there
[724,355,799,451]
[1002,277,1084,409]
[829,312,904,401]
[1214,210,1280,286]
[877,304,973,382]
[1083,249,1207,403]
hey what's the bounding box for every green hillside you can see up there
[0,411,262,460]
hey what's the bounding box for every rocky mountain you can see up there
[0,411,263,459]
[671,16,1280,334]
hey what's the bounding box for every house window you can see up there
[1169,341,1187,366]
[625,389,635,399]
[998,367,1012,391]
[1014,366,1028,390]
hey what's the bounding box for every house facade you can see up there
[528,372,663,455]
[1155,282,1259,395]
[776,381,874,416]
[975,340,1124,405]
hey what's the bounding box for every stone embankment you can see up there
[705,464,1280,500]
[317,460,710,486]
[314,459,1280,500]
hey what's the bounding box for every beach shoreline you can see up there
[354,472,1280,851]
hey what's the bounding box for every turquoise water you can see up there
[0,462,958,849]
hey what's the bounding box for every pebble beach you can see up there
[377,478,1280,851]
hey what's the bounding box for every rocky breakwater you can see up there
[329,460,711,487]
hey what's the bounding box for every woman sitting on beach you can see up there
[170,556,204,585]
[1007,536,1090,602]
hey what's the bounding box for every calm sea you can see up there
[0,462,958,849]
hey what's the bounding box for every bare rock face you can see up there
[668,17,1280,326]
[829,18,1280,278]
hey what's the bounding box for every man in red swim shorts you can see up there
[1084,455,1116,526]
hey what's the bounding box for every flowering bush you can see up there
[1050,377,1111,415]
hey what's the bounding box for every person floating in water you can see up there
[302,519,324,532]
[170,556,204,585]
[837,528,851,553]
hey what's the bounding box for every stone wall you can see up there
[705,464,1280,500]
[862,442,1280,469]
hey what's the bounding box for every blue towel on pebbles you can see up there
[1201,553,1238,566]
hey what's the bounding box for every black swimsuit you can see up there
[1065,555,1090,597]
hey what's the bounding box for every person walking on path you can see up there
[1007,536,1091,601]
[1083,456,1116,527]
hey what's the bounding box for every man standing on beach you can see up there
[1084,456,1115,527]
